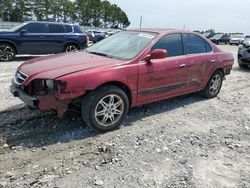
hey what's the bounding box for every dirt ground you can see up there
[0,45,249,188]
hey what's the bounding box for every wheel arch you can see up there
[0,40,18,54]
[63,41,81,51]
[214,68,224,77]
[88,81,133,107]
[201,67,224,91]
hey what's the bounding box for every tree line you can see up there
[0,0,130,28]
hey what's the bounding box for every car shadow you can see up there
[0,93,205,149]
[232,65,250,72]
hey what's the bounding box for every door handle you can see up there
[179,64,186,68]
[210,60,216,63]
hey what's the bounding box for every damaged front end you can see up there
[10,71,70,117]
[238,43,250,66]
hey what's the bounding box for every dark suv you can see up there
[238,38,250,68]
[210,33,230,44]
[0,21,88,61]
[86,30,106,43]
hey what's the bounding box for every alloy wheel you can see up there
[209,74,222,95]
[94,94,124,127]
[0,44,15,61]
[65,45,78,52]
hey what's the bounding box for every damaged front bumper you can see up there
[10,83,39,107]
[10,80,70,117]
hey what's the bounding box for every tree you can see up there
[10,0,33,22]
[0,0,13,21]
[34,0,53,21]
[75,0,130,28]
[205,29,215,36]
[1,0,130,28]
[101,0,112,27]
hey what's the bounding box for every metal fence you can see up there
[0,21,21,30]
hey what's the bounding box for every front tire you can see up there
[82,85,129,132]
[201,70,223,98]
[0,43,16,62]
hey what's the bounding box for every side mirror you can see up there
[143,49,167,62]
[20,29,28,35]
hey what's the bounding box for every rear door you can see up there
[138,33,190,103]
[16,22,48,54]
[183,33,218,91]
[45,23,68,53]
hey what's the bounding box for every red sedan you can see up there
[10,29,234,132]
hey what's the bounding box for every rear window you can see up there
[184,34,206,54]
[205,41,212,52]
[48,24,65,33]
[65,25,73,33]
[73,26,83,33]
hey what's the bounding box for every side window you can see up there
[184,34,206,54]
[73,26,83,33]
[48,24,65,33]
[205,41,212,52]
[65,25,73,33]
[152,34,183,57]
[25,23,45,33]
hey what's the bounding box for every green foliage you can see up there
[0,0,13,21]
[205,29,215,35]
[1,0,130,28]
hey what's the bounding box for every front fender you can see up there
[56,64,138,103]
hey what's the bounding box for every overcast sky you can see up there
[108,0,250,34]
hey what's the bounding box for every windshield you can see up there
[9,23,27,32]
[87,31,158,60]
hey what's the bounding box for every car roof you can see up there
[26,21,76,26]
[128,29,202,35]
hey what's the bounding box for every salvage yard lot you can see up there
[0,45,249,187]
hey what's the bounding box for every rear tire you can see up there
[82,85,129,132]
[201,70,223,98]
[64,43,79,52]
[0,43,16,62]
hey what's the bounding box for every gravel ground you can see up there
[0,46,249,188]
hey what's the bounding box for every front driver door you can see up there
[137,33,189,104]
[16,22,48,54]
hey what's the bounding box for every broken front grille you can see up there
[14,71,28,85]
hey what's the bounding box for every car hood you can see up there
[231,37,243,40]
[18,51,125,82]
